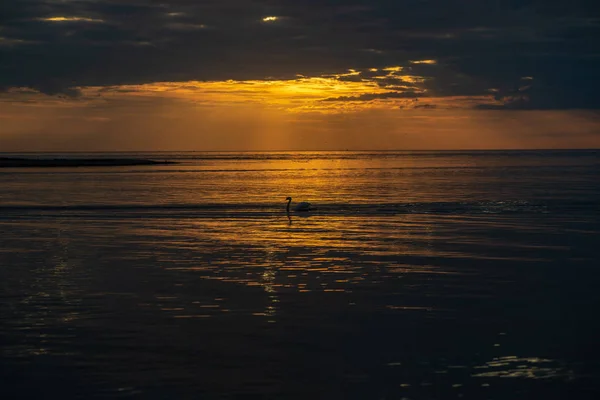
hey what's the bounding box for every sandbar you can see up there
[0,157,177,168]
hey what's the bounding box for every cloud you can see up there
[477,65,600,110]
[0,0,598,108]
[321,91,422,102]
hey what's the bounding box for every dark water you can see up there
[1,151,599,399]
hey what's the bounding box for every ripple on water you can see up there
[472,356,575,380]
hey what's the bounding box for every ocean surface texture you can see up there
[1,151,599,399]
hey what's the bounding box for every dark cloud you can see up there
[0,0,599,108]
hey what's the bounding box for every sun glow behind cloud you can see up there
[2,64,504,118]
[410,60,437,65]
[3,66,598,151]
[83,67,444,113]
[0,65,500,150]
[40,16,105,23]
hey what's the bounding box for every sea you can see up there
[1,150,599,399]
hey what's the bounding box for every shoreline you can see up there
[0,157,177,168]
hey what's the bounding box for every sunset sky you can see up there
[1,0,599,151]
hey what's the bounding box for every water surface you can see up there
[1,151,599,399]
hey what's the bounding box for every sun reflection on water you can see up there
[145,211,485,323]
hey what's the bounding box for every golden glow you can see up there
[410,59,437,64]
[4,64,600,151]
[262,16,279,22]
[90,76,423,114]
[366,65,427,85]
[400,76,426,83]
[71,66,435,114]
[383,66,404,73]
[41,16,105,23]
[331,69,361,77]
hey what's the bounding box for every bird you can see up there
[286,197,311,213]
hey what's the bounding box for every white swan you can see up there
[286,196,311,212]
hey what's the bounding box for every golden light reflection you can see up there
[472,356,574,380]
[262,16,279,22]
[159,208,445,300]
[4,223,83,358]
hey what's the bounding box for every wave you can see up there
[162,149,600,162]
[1,200,595,220]
[2,150,598,163]
[2,164,598,177]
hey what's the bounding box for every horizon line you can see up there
[1,148,599,154]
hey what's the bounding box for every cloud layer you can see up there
[1,0,599,109]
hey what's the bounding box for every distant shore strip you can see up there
[0,158,177,168]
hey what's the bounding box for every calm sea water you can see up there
[1,151,599,399]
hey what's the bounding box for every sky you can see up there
[1,0,599,151]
